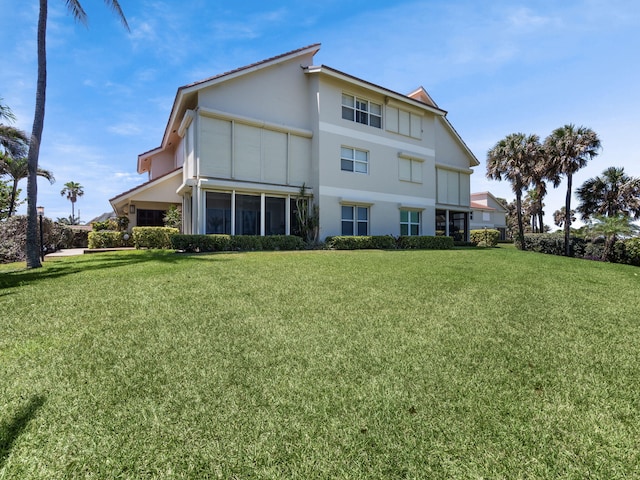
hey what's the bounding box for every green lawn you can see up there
[1,247,639,479]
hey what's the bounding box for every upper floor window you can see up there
[341,147,369,174]
[342,94,382,128]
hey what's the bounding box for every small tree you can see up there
[294,184,319,244]
[163,205,181,231]
[590,214,639,261]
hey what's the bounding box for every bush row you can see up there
[521,233,640,266]
[170,234,305,252]
[325,235,454,250]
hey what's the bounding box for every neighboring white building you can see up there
[469,192,508,240]
[110,44,479,240]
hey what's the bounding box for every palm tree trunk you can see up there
[8,178,19,218]
[538,210,544,234]
[515,191,526,250]
[71,200,75,223]
[26,0,47,268]
[564,174,573,256]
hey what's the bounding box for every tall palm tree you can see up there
[486,133,541,250]
[60,181,84,224]
[576,166,640,221]
[553,207,576,228]
[0,156,54,217]
[544,124,601,256]
[25,1,129,268]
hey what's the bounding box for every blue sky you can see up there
[2,0,639,227]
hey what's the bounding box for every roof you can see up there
[139,43,322,173]
[110,167,182,204]
[470,201,495,211]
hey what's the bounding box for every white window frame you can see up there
[341,146,369,174]
[342,93,382,128]
[400,210,421,236]
[341,205,369,236]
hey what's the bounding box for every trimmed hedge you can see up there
[326,235,454,250]
[132,227,179,249]
[88,231,132,249]
[326,235,396,250]
[470,229,500,247]
[171,234,305,253]
[521,233,587,257]
[397,235,454,250]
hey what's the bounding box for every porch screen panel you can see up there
[200,117,231,177]
[206,192,231,234]
[263,130,287,184]
[234,124,261,182]
[265,197,286,235]
[235,194,260,235]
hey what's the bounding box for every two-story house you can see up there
[110,44,479,240]
[469,192,508,240]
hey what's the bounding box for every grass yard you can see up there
[1,247,639,478]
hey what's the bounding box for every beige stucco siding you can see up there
[150,151,175,180]
[197,52,314,131]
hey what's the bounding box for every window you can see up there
[235,194,261,235]
[342,94,381,128]
[398,157,422,183]
[482,211,491,222]
[400,210,420,236]
[265,197,286,235]
[137,209,165,227]
[342,205,369,236]
[206,192,231,234]
[341,147,368,174]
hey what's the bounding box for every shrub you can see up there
[171,234,231,252]
[470,229,499,247]
[132,227,179,249]
[327,236,373,250]
[397,236,454,250]
[522,233,587,257]
[88,231,130,249]
[260,235,305,251]
[0,215,76,263]
[230,235,263,251]
[613,237,640,266]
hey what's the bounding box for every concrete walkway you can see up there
[45,247,136,259]
[45,248,86,258]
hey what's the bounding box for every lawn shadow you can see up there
[0,250,185,292]
[0,395,46,469]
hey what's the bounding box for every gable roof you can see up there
[139,43,322,173]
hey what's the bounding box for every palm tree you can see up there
[486,133,541,250]
[25,1,129,268]
[544,124,601,256]
[0,156,54,218]
[60,181,84,224]
[576,166,640,221]
[553,207,576,228]
[590,214,639,261]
